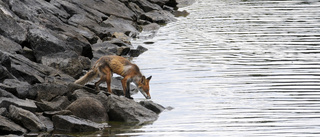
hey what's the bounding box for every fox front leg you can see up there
[121,77,133,99]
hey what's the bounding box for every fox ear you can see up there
[141,76,146,83]
[147,76,152,80]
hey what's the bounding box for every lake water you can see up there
[102,0,320,136]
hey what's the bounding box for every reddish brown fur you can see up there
[75,55,152,99]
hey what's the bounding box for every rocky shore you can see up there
[0,0,181,136]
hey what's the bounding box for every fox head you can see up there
[137,76,152,99]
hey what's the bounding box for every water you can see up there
[105,0,320,136]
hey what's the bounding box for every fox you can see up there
[74,55,152,99]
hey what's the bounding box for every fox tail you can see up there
[74,67,98,85]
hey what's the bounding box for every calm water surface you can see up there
[106,0,320,136]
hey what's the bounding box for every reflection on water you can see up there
[114,0,320,136]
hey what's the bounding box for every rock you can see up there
[70,0,136,20]
[141,10,177,24]
[8,53,74,85]
[133,0,162,12]
[36,96,71,111]
[0,115,27,135]
[106,95,158,123]
[41,51,91,77]
[0,89,17,99]
[1,79,33,99]
[102,15,139,37]
[69,89,110,113]
[129,45,148,57]
[43,110,73,119]
[0,98,37,112]
[8,105,46,132]
[0,107,8,116]
[28,83,69,101]
[0,35,22,54]
[26,25,83,62]
[0,8,27,44]
[37,114,54,132]
[139,100,165,114]
[52,115,106,132]
[66,97,108,123]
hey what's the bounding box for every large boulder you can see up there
[66,97,108,123]
[8,105,46,132]
[106,95,158,123]
[52,115,106,132]
[0,115,27,135]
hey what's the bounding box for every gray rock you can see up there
[0,7,27,44]
[52,115,106,132]
[66,97,108,123]
[129,45,148,57]
[141,10,177,24]
[106,95,158,123]
[0,89,17,99]
[8,53,73,84]
[28,83,69,101]
[1,79,33,99]
[8,105,46,132]
[41,51,91,77]
[133,0,162,12]
[37,114,54,132]
[43,110,73,119]
[0,97,37,112]
[0,115,27,135]
[0,107,8,116]
[0,35,22,54]
[139,100,165,114]
[36,96,71,111]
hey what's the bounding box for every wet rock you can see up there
[0,115,27,135]
[129,45,148,57]
[141,10,177,24]
[106,95,158,123]
[139,100,165,114]
[0,98,37,112]
[66,97,108,123]
[36,96,71,111]
[8,105,46,132]
[52,115,106,132]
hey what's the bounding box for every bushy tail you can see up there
[74,67,98,85]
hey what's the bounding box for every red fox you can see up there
[75,55,152,99]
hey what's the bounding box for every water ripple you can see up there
[126,0,320,136]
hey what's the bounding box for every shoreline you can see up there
[0,0,194,136]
